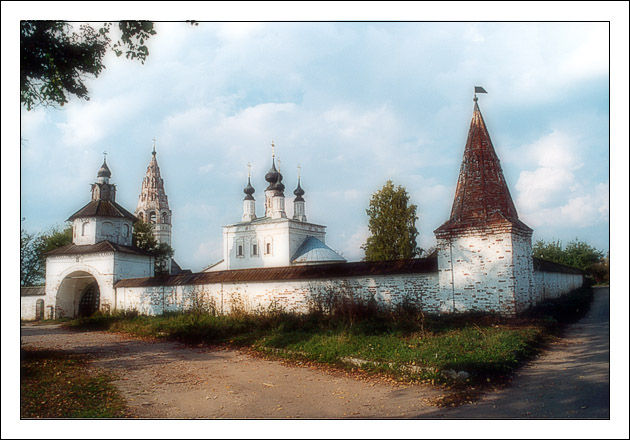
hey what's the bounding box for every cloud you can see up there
[55,96,141,148]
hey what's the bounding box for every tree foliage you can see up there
[20,21,156,110]
[362,180,420,261]
[132,221,174,276]
[533,238,606,278]
[21,223,73,286]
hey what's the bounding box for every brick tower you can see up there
[434,92,534,315]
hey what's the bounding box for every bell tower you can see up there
[135,139,172,247]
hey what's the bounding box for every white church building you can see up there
[21,95,584,320]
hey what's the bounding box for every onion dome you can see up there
[97,158,111,178]
[274,171,285,194]
[293,177,305,202]
[243,176,255,200]
[265,158,280,190]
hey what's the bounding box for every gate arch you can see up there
[55,270,101,318]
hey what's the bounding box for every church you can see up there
[205,141,345,272]
[20,93,584,320]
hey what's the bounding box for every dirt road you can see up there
[20,287,610,419]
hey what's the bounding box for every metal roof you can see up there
[533,257,585,275]
[67,199,138,222]
[45,240,154,257]
[115,256,439,288]
[291,236,346,264]
[21,286,46,296]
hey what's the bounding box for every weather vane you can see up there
[474,86,487,102]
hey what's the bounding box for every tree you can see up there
[132,220,174,276]
[21,21,157,110]
[533,238,605,274]
[21,222,73,286]
[21,226,45,286]
[361,180,420,261]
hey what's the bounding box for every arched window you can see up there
[149,211,156,224]
[264,237,273,256]
[251,242,259,256]
[161,212,169,224]
[122,224,130,237]
[82,222,89,236]
[102,221,114,238]
[236,238,245,257]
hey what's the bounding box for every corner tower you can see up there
[136,141,172,247]
[434,91,534,315]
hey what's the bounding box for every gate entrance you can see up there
[78,282,100,316]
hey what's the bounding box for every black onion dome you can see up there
[97,160,111,178]
[274,172,285,194]
[265,158,281,190]
[294,178,305,201]
[243,176,255,200]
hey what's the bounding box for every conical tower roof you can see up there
[435,97,531,234]
[136,146,171,215]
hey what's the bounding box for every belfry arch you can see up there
[55,270,101,318]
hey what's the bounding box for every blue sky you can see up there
[16,20,612,272]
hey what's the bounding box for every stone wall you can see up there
[115,272,442,316]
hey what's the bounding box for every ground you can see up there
[19,287,610,419]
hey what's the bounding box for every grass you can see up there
[21,347,126,418]
[61,286,594,387]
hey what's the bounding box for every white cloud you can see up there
[56,96,141,148]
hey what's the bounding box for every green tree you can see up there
[21,223,73,286]
[21,227,45,286]
[533,238,605,273]
[361,180,420,261]
[132,221,174,276]
[21,21,157,110]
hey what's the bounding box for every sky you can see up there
[16,19,612,272]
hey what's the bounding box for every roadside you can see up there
[19,287,609,419]
[430,286,610,418]
[20,323,443,418]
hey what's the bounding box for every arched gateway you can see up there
[55,271,101,318]
[42,156,155,319]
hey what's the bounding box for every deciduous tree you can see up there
[132,220,174,276]
[21,21,157,110]
[361,180,420,261]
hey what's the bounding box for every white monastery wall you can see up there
[115,272,441,316]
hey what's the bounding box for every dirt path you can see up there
[20,287,610,419]
[19,324,442,418]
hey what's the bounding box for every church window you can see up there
[252,243,258,256]
[102,221,114,238]
[237,244,244,257]
[266,243,271,255]
[264,238,273,256]
[149,211,157,224]
[82,222,89,236]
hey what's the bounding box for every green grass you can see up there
[21,347,126,418]
[62,286,593,385]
